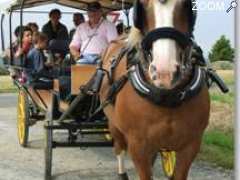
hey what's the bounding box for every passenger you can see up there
[42,9,69,41]
[69,1,118,64]
[27,22,39,33]
[26,32,52,82]
[2,26,22,62]
[69,13,85,41]
[14,26,33,62]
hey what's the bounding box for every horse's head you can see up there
[129,0,196,89]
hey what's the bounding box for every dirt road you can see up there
[0,93,234,180]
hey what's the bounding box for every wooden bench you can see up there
[71,64,97,95]
[53,64,97,111]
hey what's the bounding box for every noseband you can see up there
[140,27,194,68]
[141,27,192,51]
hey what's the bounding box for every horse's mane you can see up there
[127,27,143,48]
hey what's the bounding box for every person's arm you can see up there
[106,22,118,43]
[58,24,69,40]
[14,46,23,58]
[69,26,82,61]
[69,45,80,61]
[42,24,48,36]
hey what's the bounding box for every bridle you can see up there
[133,0,197,73]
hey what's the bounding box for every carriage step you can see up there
[45,121,108,130]
[31,114,45,120]
[52,141,113,148]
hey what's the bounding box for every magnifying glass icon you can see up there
[226,0,238,13]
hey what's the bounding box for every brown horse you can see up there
[100,0,210,179]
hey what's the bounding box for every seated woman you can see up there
[14,26,33,65]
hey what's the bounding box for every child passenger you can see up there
[26,32,52,81]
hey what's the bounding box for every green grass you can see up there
[209,70,234,105]
[0,75,17,93]
[210,91,234,105]
[216,70,234,85]
[198,130,234,169]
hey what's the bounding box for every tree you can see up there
[208,35,234,62]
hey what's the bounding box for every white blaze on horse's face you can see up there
[149,0,179,89]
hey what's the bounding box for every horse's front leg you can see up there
[128,140,154,180]
[109,123,129,180]
[117,151,129,180]
[171,137,202,180]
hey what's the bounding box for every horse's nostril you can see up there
[152,74,157,80]
[150,64,157,73]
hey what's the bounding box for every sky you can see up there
[0,0,235,58]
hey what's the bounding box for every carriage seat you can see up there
[30,77,53,90]
[71,64,97,95]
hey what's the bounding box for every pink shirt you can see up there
[70,19,118,55]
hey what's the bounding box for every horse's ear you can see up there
[133,0,145,32]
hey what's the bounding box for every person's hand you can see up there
[45,61,54,67]
[74,55,81,61]
[69,45,80,61]
[15,48,23,58]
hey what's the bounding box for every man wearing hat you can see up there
[69,1,118,64]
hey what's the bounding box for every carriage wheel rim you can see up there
[17,91,26,145]
[104,128,112,141]
[161,151,176,178]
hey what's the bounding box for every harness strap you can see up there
[87,75,128,120]
[106,75,128,103]
[109,48,129,83]
[142,27,192,50]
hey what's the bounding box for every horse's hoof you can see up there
[118,173,129,180]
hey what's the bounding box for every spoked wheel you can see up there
[17,89,30,147]
[44,94,56,180]
[160,151,176,178]
[44,119,53,180]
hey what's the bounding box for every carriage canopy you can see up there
[0,0,134,13]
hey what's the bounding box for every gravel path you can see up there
[0,93,234,180]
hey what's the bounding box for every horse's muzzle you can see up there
[149,64,182,89]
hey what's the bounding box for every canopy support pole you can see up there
[20,0,26,67]
[1,14,5,51]
[9,9,13,66]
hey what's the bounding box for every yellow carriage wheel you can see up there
[17,89,29,147]
[104,128,112,141]
[160,151,176,178]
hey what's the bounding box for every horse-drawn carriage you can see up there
[1,0,229,180]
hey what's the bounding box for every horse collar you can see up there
[128,63,206,107]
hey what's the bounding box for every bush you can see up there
[0,66,9,75]
[208,35,235,63]
[211,61,233,70]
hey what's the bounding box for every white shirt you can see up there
[70,19,118,55]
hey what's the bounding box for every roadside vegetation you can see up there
[198,67,234,169]
[0,75,17,93]
[198,35,235,170]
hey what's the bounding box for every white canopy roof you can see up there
[0,0,133,13]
